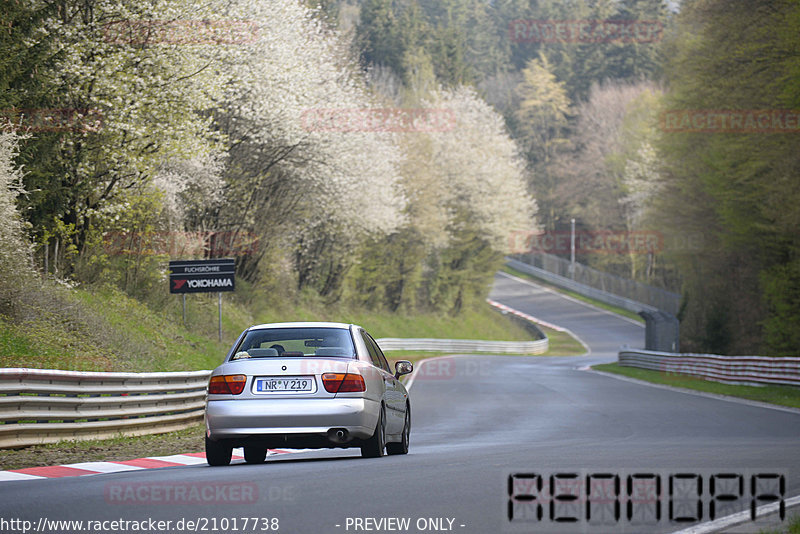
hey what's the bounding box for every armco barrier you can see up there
[507,257,660,314]
[0,368,211,449]
[508,253,681,315]
[376,337,547,355]
[0,332,546,448]
[618,349,800,387]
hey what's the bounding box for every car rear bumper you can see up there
[205,397,378,443]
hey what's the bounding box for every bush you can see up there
[0,130,39,318]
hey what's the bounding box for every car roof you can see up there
[246,321,357,331]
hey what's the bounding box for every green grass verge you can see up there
[0,280,555,373]
[251,301,536,342]
[759,514,800,534]
[1,275,589,376]
[382,324,586,367]
[0,318,113,372]
[0,286,234,372]
[501,264,645,324]
[593,363,800,409]
[542,326,587,356]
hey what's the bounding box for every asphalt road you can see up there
[490,270,645,359]
[0,273,798,534]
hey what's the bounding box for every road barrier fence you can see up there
[0,368,210,449]
[508,253,681,315]
[0,332,546,448]
[618,349,800,387]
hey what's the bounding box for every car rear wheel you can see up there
[386,404,410,455]
[360,405,385,458]
[205,437,232,466]
[244,446,267,464]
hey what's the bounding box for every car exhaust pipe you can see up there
[328,428,349,444]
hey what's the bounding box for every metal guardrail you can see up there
[509,252,681,315]
[618,349,800,387]
[377,299,549,355]
[376,337,548,355]
[0,368,210,449]
[0,328,546,448]
[506,257,660,314]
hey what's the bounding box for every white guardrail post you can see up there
[618,349,800,387]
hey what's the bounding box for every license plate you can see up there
[255,376,314,393]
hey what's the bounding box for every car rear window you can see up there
[231,327,356,360]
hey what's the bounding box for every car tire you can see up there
[386,404,410,455]
[244,446,267,464]
[205,436,232,466]
[360,405,385,458]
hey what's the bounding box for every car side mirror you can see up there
[394,360,413,378]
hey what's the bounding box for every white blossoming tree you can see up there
[22,0,228,241]
[551,80,663,279]
[349,85,536,312]
[12,0,535,309]
[204,0,406,288]
[17,0,405,293]
[421,86,535,250]
[0,129,39,313]
[0,131,29,266]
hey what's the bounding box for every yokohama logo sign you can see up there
[172,278,233,290]
[169,259,235,294]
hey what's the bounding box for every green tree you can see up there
[12,0,226,268]
[514,55,571,230]
[0,0,58,110]
[655,0,800,354]
[357,0,404,74]
[397,1,437,89]
[428,25,471,86]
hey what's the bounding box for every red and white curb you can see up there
[0,448,301,482]
[487,296,591,354]
[487,297,568,333]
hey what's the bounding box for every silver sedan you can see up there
[204,322,413,465]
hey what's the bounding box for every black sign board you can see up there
[169,259,235,294]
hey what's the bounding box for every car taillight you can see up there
[208,374,247,395]
[322,373,366,393]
